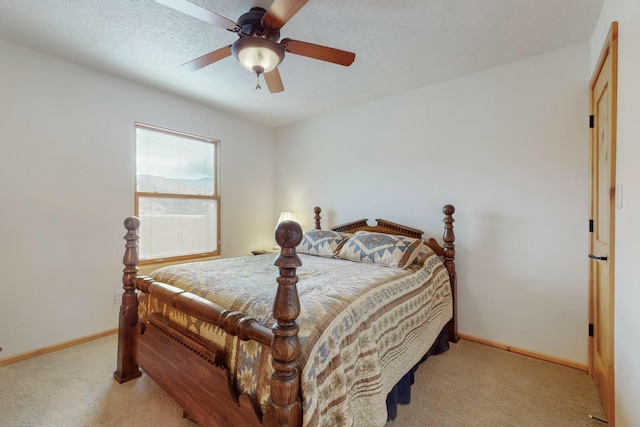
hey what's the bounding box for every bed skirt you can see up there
[386,327,450,421]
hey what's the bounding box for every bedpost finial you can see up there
[124,216,140,231]
[275,220,303,249]
[443,205,455,215]
[313,206,322,230]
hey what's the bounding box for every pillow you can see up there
[297,230,352,257]
[412,243,437,267]
[337,231,424,269]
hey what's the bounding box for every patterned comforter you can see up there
[141,246,452,427]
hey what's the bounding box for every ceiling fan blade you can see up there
[281,38,355,66]
[264,68,285,93]
[181,45,232,71]
[262,0,308,31]
[155,0,240,31]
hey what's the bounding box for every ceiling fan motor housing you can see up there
[237,7,280,41]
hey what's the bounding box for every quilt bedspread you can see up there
[141,248,452,427]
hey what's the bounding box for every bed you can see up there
[114,205,459,427]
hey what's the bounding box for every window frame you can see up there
[134,122,221,265]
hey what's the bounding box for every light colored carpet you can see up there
[386,340,606,427]
[0,334,605,427]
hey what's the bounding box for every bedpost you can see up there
[442,205,460,343]
[264,220,303,427]
[114,217,143,383]
[313,206,321,230]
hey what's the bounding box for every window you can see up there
[135,123,220,263]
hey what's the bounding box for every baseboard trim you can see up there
[459,333,588,372]
[0,328,117,367]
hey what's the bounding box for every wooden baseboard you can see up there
[458,333,588,372]
[0,328,117,367]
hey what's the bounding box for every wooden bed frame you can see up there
[114,204,458,427]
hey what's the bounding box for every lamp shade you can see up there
[231,37,284,75]
[277,211,297,224]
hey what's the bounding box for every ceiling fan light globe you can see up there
[232,38,284,74]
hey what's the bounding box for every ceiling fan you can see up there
[155,0,356,93]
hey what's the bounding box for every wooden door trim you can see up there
[590,23,619,89]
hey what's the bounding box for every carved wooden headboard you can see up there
[312,206,451,257]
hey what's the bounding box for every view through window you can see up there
[135,123,220,263]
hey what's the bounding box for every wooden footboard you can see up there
[114,206,457,427]
[114,217,305,427]
[136,313,262,425]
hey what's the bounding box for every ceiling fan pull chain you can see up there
[256,73,262,90]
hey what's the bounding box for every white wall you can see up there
[0,39,275,360]
[275,42,591,365]
[590,1,640,425]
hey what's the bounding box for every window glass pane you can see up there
[138,196,218,259]
[136,127,215,196]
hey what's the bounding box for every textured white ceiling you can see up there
[0,0,603,128]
